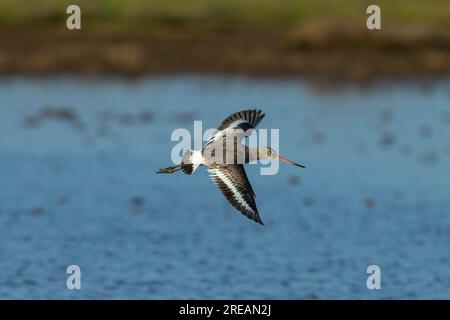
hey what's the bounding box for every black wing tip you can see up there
[247,108,265,127]
[248,209,264,225]
[246,108,264,117]
[252,216,265,226]
[240,207,264,225]
[235,108,264,118]
[217,108,265,131]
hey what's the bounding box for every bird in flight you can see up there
[157,109,305,225]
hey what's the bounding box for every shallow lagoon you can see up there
[0,76,450,299]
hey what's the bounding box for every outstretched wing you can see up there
[217,109,265,132]
[208,164,263,225]
[206,109,265,146]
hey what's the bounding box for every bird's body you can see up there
[157,109,304,225]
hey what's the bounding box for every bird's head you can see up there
[258,147,305,168]
[258,147,277,159]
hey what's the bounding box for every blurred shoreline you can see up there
[0,0,449,81]
[1,25,449,82]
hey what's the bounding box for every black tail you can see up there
[157,150,195,175]
[156,165,181,174]
[180,150,194,175]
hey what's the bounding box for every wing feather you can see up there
[206,109,265,146]
[208,165,263,225]
[217,109,265,131]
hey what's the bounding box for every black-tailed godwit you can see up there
[157,109,305,225]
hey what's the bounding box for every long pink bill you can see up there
[277,155,305,168]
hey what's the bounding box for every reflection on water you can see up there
[0,76,450,299]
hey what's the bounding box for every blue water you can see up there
[0,76,450,299]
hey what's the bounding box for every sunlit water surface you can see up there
[1,76,450,299]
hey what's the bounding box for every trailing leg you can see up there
[156,165,181,174]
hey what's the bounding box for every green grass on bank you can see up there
[0,0,449,32]
[0,0,450,25]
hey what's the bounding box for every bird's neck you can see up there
[247,147,260,162]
